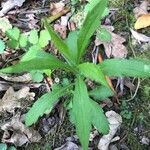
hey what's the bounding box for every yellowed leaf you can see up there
[135,13,150,29]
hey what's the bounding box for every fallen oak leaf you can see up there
[134,13,150,29]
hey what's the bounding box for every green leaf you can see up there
[96,27,112,42]
[43,69,51,77]
[43,19,75,65]
[89,86,114,100]
[78,63,108,87]
[7,146,16,150]
[77,0,107,63]
[19,33,28,48]
[25,85,69,126]
[0,47,73,73]
[0,39,5,54]
[7,39,18,49]
[30,70,44,82]
[28,29,39,44]
[0,143,7,150]
[6,27,20,41]
[65,31,78,63]
[85,0,101,12]
[100,59,150,77]
[0,17,12,33]
[39,29,51,48]
[72,77,91,150]
[90,100,109,134]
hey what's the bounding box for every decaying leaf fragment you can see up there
[130,29,150,43]
[54,141,79,150]
[0,73,32,83]
[50,2,65,15]
[133,0,149,18]
[1,114,41,146]
[98,111,122,150]
[0,87,35,114]
[95,26,128,58]
[0,0,26,16]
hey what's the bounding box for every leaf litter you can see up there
[0,0,150,149]
[0,86,35,114]
[1,113,41,146]
[95,26,128,58]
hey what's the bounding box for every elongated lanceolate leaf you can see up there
[72,77,92,150]
[44,19,75,65]
[100,59,150,77]
[78,63,108,87]
[25,85,69,126]
[90,100,109,134]
[65,31,78,64]
[77,0,107,63]
[89,86,114,100]
[0,46,72,73]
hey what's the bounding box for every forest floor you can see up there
[0,0,150,150]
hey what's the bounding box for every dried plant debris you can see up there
[0,73,32,83]
[54,141,80,150]
[98,111,122,150]
[0,0,26,16]
[50,2,65,15]
[133,0,149,18]
[1,114,41,146]
[130,29,150,43]
[95,26,128,58]
[0,87,35,114]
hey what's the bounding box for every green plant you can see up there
[0,0,150,149]
[4,26,51,82]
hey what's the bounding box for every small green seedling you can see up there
[5,26,51,82]
[0,0,150,149]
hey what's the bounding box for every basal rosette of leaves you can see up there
[0,0,150,149]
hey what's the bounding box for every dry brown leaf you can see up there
[133,0,149,18]
[0,0,26,16]
[0,87,35,114]
[134,13,150,29]
[98,111,122,150]
[95,26,128,58]
[54,24,67,39]
[130,29,150,42]
[0,73,32,83]
[1,114,41,146]
[50,2,65,15]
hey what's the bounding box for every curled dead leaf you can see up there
[0,87,35,114]
[1,114,41,146]
[134,13,150,29]
[98,111,122,150]
[130,29,150,42]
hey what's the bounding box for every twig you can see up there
[126,78,141,102]
[7,8,50,15]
